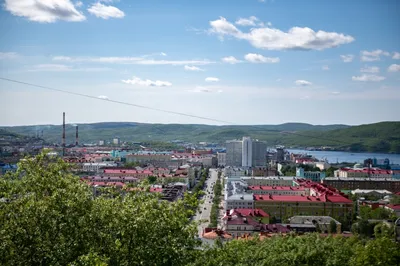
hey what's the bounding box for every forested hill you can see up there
[1,121,400,153]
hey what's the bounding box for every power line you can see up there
[0,77,233,125]
[0,77,351,145]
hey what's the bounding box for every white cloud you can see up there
[360,49,390,62]
[184,65,204,71]
[4,0,85,23]
[295,80,312,86]
[31,64,73,71]
[340,54,354,63]
[388,64,400,72]
[360,66,379,73]
[75,1,83,7]
[97,95,109,100]
[121,76,172,87]
[205,77,219,82]
[330,91,340,95]
[322,65,330,70]
[235,16,259,26]
[0,52,19,59]
[208,17,354,50]
[30,64,111,72]
[244,53,280,63]
[352,74,386,82]
[190,86,223,93]
[393,52,400,60]
[53,55,214,65]
[87,2,125,19]
[221,56,241,64]
[160,52,167,56]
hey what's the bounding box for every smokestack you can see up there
[75,125,79,146]
[62,112,66,156]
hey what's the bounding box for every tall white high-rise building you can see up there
[226,137,266,167]
[242,137,252,167]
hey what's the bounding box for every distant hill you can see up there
[1,122,399,153]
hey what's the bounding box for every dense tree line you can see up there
[0,153,399,265]
[209,174,223,227]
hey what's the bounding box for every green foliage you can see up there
[1,153,399,265]
[374,223,395,239]
[189,234,400,266]
[147,175,157,184]
[123,161,141,168]
[351,219,377,238]
[390,195,400,205]
[329,220,337,234]
[209,177,222,227]
[4,121,399,153]
[0,152,200,266]
[350,237,400,266]
[325,167,338,177]
[359,206,392,220]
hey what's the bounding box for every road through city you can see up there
[193,168,219,237]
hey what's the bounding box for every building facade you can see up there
[322,177,400,193]
[242,137,252,167]
[296,167,326,182]
[217,152,226,167]
[226,140,242,167]
[252,140,267,167]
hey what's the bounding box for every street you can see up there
[193,168,219,237]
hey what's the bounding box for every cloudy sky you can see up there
[0,0,399,126]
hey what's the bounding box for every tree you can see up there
[390,195,400,205]
[0,152,201,265]
[329,220,337,234]
[147,175,157,184]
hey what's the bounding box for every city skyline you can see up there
[1,0,400,126]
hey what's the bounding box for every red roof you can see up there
[248,186,306,191]
[223,208,269,219]
[386,204,400,211]
[340,168,391,174]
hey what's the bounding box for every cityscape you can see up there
[1,0,400,265]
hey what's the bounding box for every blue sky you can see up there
[0,0,399,126]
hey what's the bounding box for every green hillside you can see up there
[1,121,399,153]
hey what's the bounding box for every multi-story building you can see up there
[82,162,117,173]
[217,152,226,167]
[103,169,153,178]
[113,138,120,145]
[296,167,326,182]
[226,140,242,167]
[252,140,267,167]
[226,137,267,167]
[224,167,246,178]
[242,137,252,167]
[251,167,277,177]
[322,177,400,193]
[241,176,295,186]
[334,167,392,178]
[254,193,352,220]
[247,185,309,196]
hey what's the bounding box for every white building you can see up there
[242,137,252,167]
[98,140,105,146]
[82,162,117,173]
[241,176,296,186]
[113,138,120,145]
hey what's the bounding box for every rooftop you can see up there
[247,185,306,191]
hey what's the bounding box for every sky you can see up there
[0,0,399,126]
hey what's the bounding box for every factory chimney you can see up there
[75,125,79,146]
[62,112,66,156]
